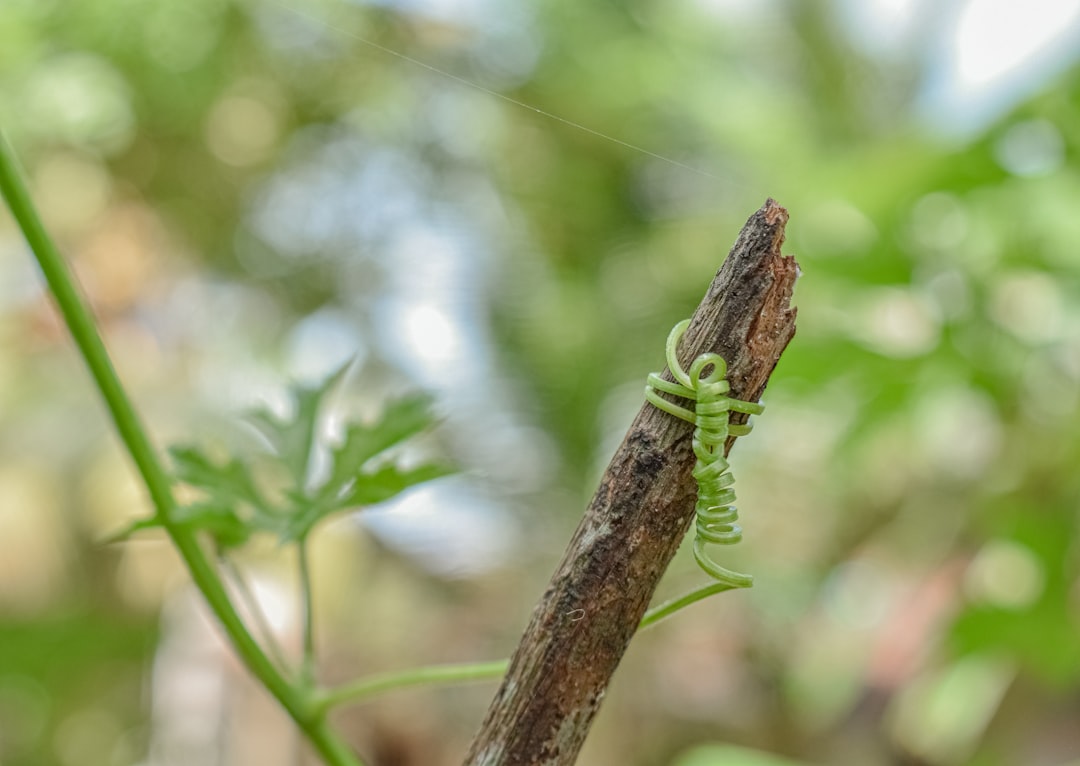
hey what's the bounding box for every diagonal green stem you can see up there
[638,582,735,630]
[313,660,511,715]
[220,554,295,677]
[299,537,317,687]
[0,130,362,766]
[316,581,736,713]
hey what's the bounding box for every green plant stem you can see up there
[313,660,511,715]
[220,555,294,677]
[638,582,736,629]
[299,537,317,687]
[0,131,362,766]
[316,581,735,713]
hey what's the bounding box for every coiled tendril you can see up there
[644,319,764,589]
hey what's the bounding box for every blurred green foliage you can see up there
[2,0,1080,765]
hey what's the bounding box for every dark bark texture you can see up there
[464,199,799,766]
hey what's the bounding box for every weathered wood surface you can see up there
[464,199,799,766]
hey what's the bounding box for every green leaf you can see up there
[339,463,454,508]
[169,445,265,509]
[101,503,252,549]
[101,515,164,543]
[284,462,454,542]
[248,362,351,488]
[165,372,448,545]
[174,502,253,549]
[316,394,439,504]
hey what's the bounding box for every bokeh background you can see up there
[3,0,1080,764]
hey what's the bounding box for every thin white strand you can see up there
[268,0,741,184]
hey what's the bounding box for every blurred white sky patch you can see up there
[375,223,493,390]
[370,219,554,574]
[837,0,927,57]
[952,0,1080,86]
[836,0,1080,136]
[358,476,518,577]
[687,0,1080,139]
[402,303,463,368]
[284,307,367,382]
[922,0,1080,135]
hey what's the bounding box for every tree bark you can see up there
[464,199,799,766]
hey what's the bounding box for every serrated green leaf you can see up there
[101,516,164,544]
[174,502,253,549]
[102,502,253,549]
[169,445,266,510]
[282,462,453,543]
[248,362,351,488]
[339,463,454,508]
[316,394,439,504]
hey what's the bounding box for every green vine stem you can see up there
[637,582,735,629]
[299,537,318,688]
[220,554,294,677]
[316,581,735,712]
[313,660,511,716]
[0,130,362,766]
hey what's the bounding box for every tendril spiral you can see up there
[644,319,764,589]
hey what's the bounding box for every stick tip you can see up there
[762,198,788,227]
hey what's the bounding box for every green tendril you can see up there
[644,319,763,590]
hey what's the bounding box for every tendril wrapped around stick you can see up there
[645,319,764,589]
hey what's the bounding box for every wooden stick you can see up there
[464,199,799,766]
